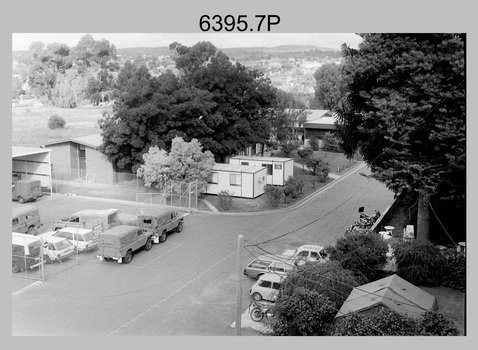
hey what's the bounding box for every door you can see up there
[78,144,86,179]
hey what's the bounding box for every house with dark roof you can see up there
[43,134,117,184]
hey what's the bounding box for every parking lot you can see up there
[12,168,397,335]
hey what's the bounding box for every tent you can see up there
[335,274,438,319]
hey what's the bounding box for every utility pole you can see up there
[236,235,243,336]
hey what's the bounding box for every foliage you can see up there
[327,232,389,283]
[272,287,336,336]
[217,190,233,211]
[308,135,319,150]
[297,148,313,160]
[439,249,466,292]
[280,140,300,157]
[52,68,92,108]
[392,240,448,286]
[305,155,329,182]
[264,185,283,206]
[336,34,465,241]
[334,307,458,336]
[136,137,215,190]
[322,132,342,153]
[47,114,66,129]
[281,261,362,310]
[282,176,304,203]
[313,62,347,110]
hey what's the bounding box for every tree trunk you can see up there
[416,190,430,241]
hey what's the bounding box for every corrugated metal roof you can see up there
[43,133,103,149]
[230,156,293,163]
[12,146,51,158]
[212,163,265,174]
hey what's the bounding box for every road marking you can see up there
[12,281,43,296]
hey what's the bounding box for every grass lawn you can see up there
[12,100,111,146]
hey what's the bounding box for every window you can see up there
[241,162,249,166]
[207,172,218,184]
[274,164,282,170]
[249,259,272,269]
[230,173,241,186]
[262,164,272,175]
[258,280,272,288]
[297,251,308,258]
[272,282,281,290]
[12,218,19,226]
[79,144,86,159]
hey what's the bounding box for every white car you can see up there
[45,227,100,252]
[283,244,329,266]
[250,273,283,302]
[40,235,76,263]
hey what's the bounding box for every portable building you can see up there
[229,156,293,186]
[204,163,266,198]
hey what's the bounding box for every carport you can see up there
[12,146,53,196]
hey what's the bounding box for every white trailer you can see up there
[229,156,294,186]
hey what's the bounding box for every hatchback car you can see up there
[250,273,283,302]
[243,255,294,279]
[40,235,76,263]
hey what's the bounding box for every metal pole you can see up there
[236,234,243,336]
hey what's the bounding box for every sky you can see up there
[11,33,363,51]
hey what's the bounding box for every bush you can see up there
[322,132,342,152]
[440,249,466,292]
[264,185,283,206]
[393,240,448,286]
[48,114,66,129]
[305,156,329,181]
[217,190,233,211]
[282,176,303,202]
[309,136,319,150]
[281,261,362,310]
[297,148,313,160]
[280,140,300,156]
[327,231,389,283]
[272,287,336,336]
[333,308,459,336]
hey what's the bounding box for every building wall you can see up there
[46,143,74,180]
[12,152,52,187]
[205,168,266,198]
[230,157,293,186]
[84,146,114,184]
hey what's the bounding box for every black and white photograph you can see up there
[7,0,472,343]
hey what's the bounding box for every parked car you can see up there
[243,255,294,279]
[40,235,76,264]
[128,210,184,243]
[250,273,283,302]
[52,209,120,231]
[42,225,102,252]
[282,244,329,266]
[12,179,43,204]
[97,225,155,264]
[12,232,43,273]
[12,205,42,235]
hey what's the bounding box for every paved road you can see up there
[12,165,395,336]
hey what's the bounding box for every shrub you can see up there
[327,231,389,283]
[272,287,336,336]
[280,140,300,156]
[308,136,319,150]
[48,114,66,129]
[333,308,459,336]
[440,249,466,292]
[322,132,342,152]
[281,261,362,310]
[305,155,329,178]
[264,185,283,206]
[297,148,313,160]
[217,190,233,211]
[393,240,448,286]
[282,176,303,202]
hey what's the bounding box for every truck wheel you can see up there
[27,226,35,235]
[159,230,167,243]
[176,222,183,233]
[145,237,153,251]
[123,250,133,264]
[12,263,21,273]
[17,196,25,204]
[104,257,112,262]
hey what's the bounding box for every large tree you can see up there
[313,62,347,110]
[336,34,465,241]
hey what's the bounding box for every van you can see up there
[52,209,120,231]
[12,232,43,273]
[43,224,102,252]
[40,235,76,264]
[250,273,283,302]
[12,205,42,235]
[97,225,155,264]
[243,255,294,279]
[12,179,43,204]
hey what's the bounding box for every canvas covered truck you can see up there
[128,210,184,244]
[96,225,155,264]
[12,179,43,204]
[52,209,120,231]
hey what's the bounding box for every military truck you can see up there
[12,179,43,204]
[52,209,120,231]
[96,225,155,264]
[128,210,184,244]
